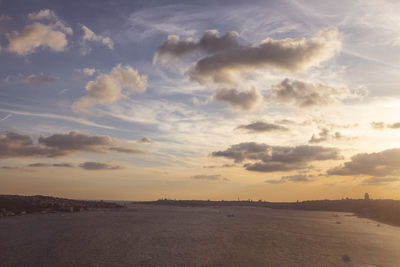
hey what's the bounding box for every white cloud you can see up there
[72,64,147,113]
[27,9,58,21]
[82,68,96,76]
[6,22,71,56]
[81,25,113,54]
[21,73,58,85]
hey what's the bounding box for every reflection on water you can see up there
[1,205,400,266]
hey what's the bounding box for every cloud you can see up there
[154,30,240,63]
[109,146,145,154]
[370,121,385,130]
[0,131,144,158]
[53,163,74,168]
[192,174,221,180]
[28,9,58,21]
[1,166,25,171]
[387,122,400,129]
[203,164,235,169]
[191,174,229,181]
[81,25,113,54]
[0,132,57,158]
[362,177,400,185]
[0,108,119,130]
[370,121,400,130]
[28,163,52,167]
[138,137,152,143]
[281,174,312,182]
[0,114,11,121]
[265,174,312,184]
[6,11,73,56]
[184,28,341,84]
[38,131,115,153]
[213,87,263,111]
[79,162,121,170]
[309,128,344,143]
[72,64,147,112]
[237,121,288,133]
[327,148,400,177]
[78,68,96,76]
[270,78,354,108]
[154,28,341,112]
[28,162,73,168]
[212,142,341,172]
[21,73,58,85]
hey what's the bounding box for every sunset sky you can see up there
[1,0,400,201]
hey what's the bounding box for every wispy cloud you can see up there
[0,108,119,130]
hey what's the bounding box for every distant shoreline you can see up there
[133,199,400,227]
[0,195,125,217]
[2,195,400,227]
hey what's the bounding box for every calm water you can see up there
[1,204,399,266]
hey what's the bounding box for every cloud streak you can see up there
[79,162,121,170]
[237,121,288,133]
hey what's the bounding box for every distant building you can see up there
[364,193,370,200]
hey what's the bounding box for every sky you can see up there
[1,0,400,201]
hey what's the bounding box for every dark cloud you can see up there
[1,166,24,170]
[237,121,288,133]
[203,164,235,169]
[265,174,312,184]
[155,29,341,112]
[154,30,240,63]
[387,122,400,129]
[212,142,341,172]
[0,131,144,158]
[52,163,74,167]
[309,128,344,143]
[138,137,152,143]
[28,163,52,167]
[281,174,312,182]
[370,121,385,130]
[109,146,144,154]
[327,148,400,177]
[270,78,353,108]
[370,121,400,130]
[192,174,221,180]
[191,174,229,181]
[183,28,341,84]
[213,87,263,111]
[28,162,74,168]
[0,132,58,158]
[79,162,121,170]
[38,131,114,152]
